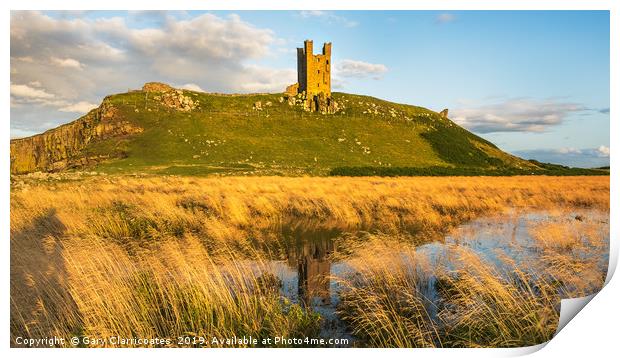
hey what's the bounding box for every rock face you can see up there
[10,98,142,174]
[146,83,199,112]
[10,82,202,174]
[439,109,449,118]
[310,92,339,114]
[142,82,174,93]
[156,90,198,112]
[283,92,339,114]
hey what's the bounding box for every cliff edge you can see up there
[10,97,143,174]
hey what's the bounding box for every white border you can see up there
[3,1,617,357]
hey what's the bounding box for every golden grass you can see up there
[12,230,320,347]
[334,211,608,347]
[333,235,442,347]
[10,175,609,347]
[61,235,319,347]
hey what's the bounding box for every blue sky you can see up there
[10,10,610,167]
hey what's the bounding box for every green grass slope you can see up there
[70,87,542,176]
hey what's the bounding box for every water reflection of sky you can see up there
[262,209,609,342]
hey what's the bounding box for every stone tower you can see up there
[297,40,331,98]
[284,40,337,114]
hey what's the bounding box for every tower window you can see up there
[317,70,320,74]
[326,60,329,65]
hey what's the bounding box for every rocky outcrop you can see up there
[283,91,339,114]
[142,82,174,93]
[439,109,449,118]
[10,99,142,174]
[145,83,199,112]
[154,90,198,112]
[311,93,339,114]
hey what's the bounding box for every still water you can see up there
[259,210,609,342]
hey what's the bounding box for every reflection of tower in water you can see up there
[289,238,334,306]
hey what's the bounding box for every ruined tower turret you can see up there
[285,40,337,114]
[297,40,331,98]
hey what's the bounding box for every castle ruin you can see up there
[285,40,338,114]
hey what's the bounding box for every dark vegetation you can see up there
[330,164,608,177]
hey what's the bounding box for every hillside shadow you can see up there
[10,208,80,347]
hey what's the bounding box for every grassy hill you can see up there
[11,84,589,176]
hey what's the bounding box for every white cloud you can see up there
[556,147,582,155]
[51,57,83,69]
[179,83,205,92]
[14,56,34,63]
[11,82,98,115]
[597,145,610,157]
[10,83,54,99]
[58,101,98,113]
[436,13,456,24]
[452,98,585,133]
[236,66,296,93]
[299,10,326,18]
[514,145,610,168]
[336,59,388,79]
[11,11,278,91]
[299,10,358,28]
